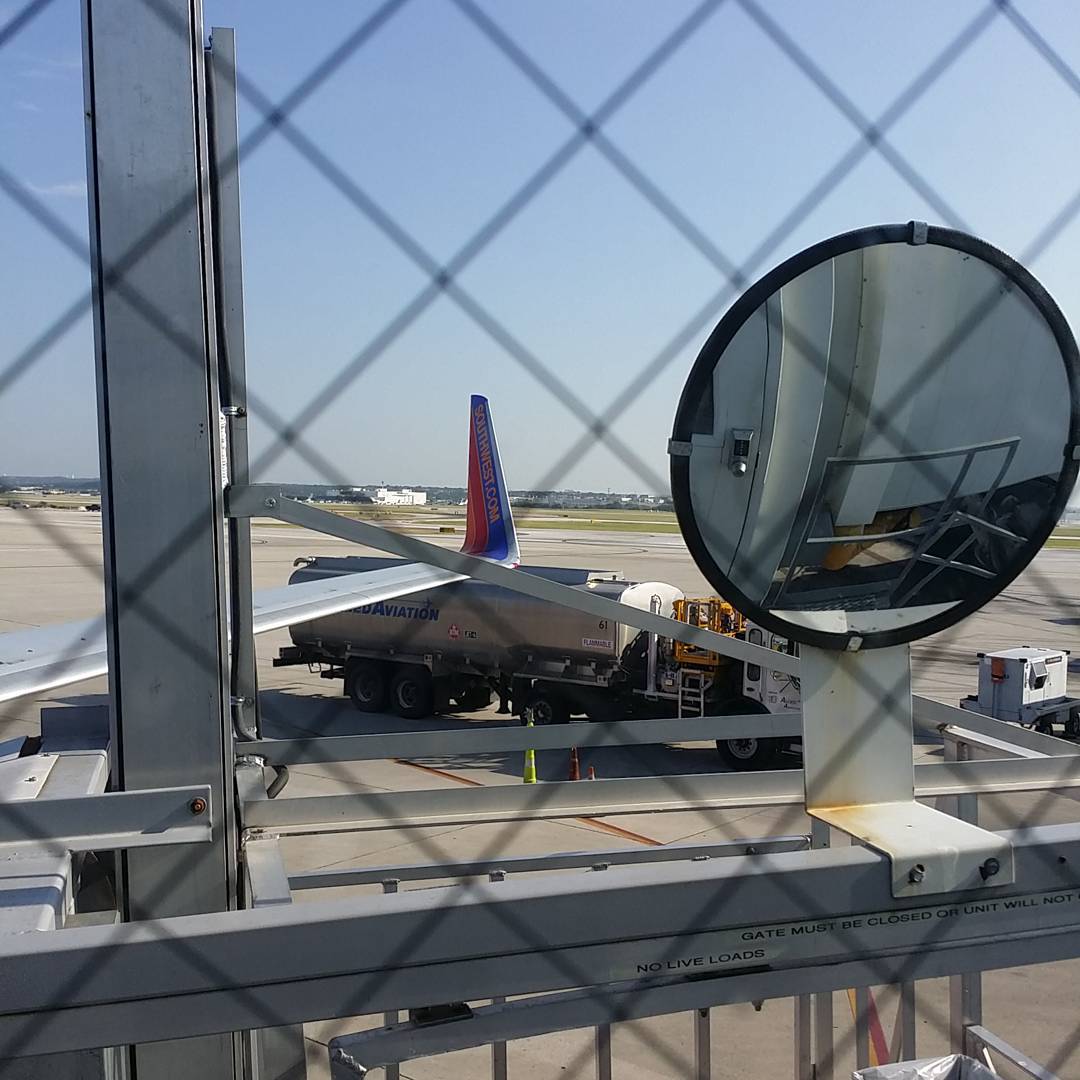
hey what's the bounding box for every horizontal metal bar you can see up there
[245,712,802,765]
[245,756,1080,835]
[288,835,811,890]
[965,1024,1059,1079]
[3,824,1080,1057]
[913,697,1080,756]
[227,486,799,675]
[0,785,213,853]
[941,724,1049,759]
[927,755,1080,795]
[249,701,1071,769]
[244,768,802,832]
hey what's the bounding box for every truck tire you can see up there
[346,660,389,713]
[525,686,570,725]
[715,698,781,771]
[390,666,434,720]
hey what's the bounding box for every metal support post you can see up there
[793,997,811,1080]
[801,645,1012,896]
[83,1,238,1075]
[810,819,833,1080]
[237,759,306,1078]
[382,880,402,1080]
[854,988,871,1071]
[489,871,508,1080]
[594,1024,612,1080]
[693,1008,711,1080]
[206,26,259,742]
[892,981,916,1064]
[946,740,982,1055]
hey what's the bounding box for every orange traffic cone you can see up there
[568,746,581,781]
[587,765,597,780]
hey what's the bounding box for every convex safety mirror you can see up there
[671,223,1080,650]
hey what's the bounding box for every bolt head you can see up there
[264,497,277,508]
[189,796,208,815]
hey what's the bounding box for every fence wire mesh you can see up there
[3,0,1080,1076]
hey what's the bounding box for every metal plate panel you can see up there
[0,755,57,801]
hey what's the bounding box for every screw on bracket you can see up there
[979,857,1001,881]
[189,796,208,816]
[263,497,277,509]
[908,863,926,884]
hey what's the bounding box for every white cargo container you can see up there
[960,646,1079,734]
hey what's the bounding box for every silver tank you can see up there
[288,557,682,672]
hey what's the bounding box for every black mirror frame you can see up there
[670,222,1080,651]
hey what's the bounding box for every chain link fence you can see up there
[3,0,1080,1076]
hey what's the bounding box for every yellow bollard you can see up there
[523,715,538,784]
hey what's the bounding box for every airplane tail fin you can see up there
[461,395,520,567]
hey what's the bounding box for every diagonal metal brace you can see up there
[226,485,798,674]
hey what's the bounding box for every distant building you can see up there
[374,487,427,507]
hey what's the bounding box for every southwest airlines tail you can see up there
[461,395,520,567]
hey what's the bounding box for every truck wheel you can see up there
[715,699,781,770]
[525,687,570,725]
[1067,708,1080,740]
[346,660,388,713]
[390,667,434,720]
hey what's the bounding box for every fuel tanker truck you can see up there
[275,555,801,768]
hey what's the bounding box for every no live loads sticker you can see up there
[609,889,1080,981]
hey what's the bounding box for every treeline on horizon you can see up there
[1,476,673,510]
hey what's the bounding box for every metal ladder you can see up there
[677,669,708,718]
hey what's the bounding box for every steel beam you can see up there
[809,820,834,1080]
[892,981,916,1064]
[965,1026,1059,1080]
[83,0,238,1073]
[245,768,803,832]
[594,1023,612,1080]
[226,487,799,675]
[3,825,1080,1056]
[206,26,259,744]
[245,712,801,765]
[693,1008,711,1080]
[793,997,811,1079]
[288,836,810,890]
[913,696,1080,756]
[243,755,1080,836]
[0,786,213,853]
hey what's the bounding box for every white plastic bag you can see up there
[853,1055,997,1080]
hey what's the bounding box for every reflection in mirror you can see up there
[680,239,1073,640]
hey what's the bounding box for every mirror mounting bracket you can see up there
[908,219,929,245]
[801,644,1014,898]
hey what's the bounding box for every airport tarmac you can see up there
[3,507,1080,1078]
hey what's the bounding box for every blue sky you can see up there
[3,1,1080,497]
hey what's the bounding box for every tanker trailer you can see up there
[276,555,684,721]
